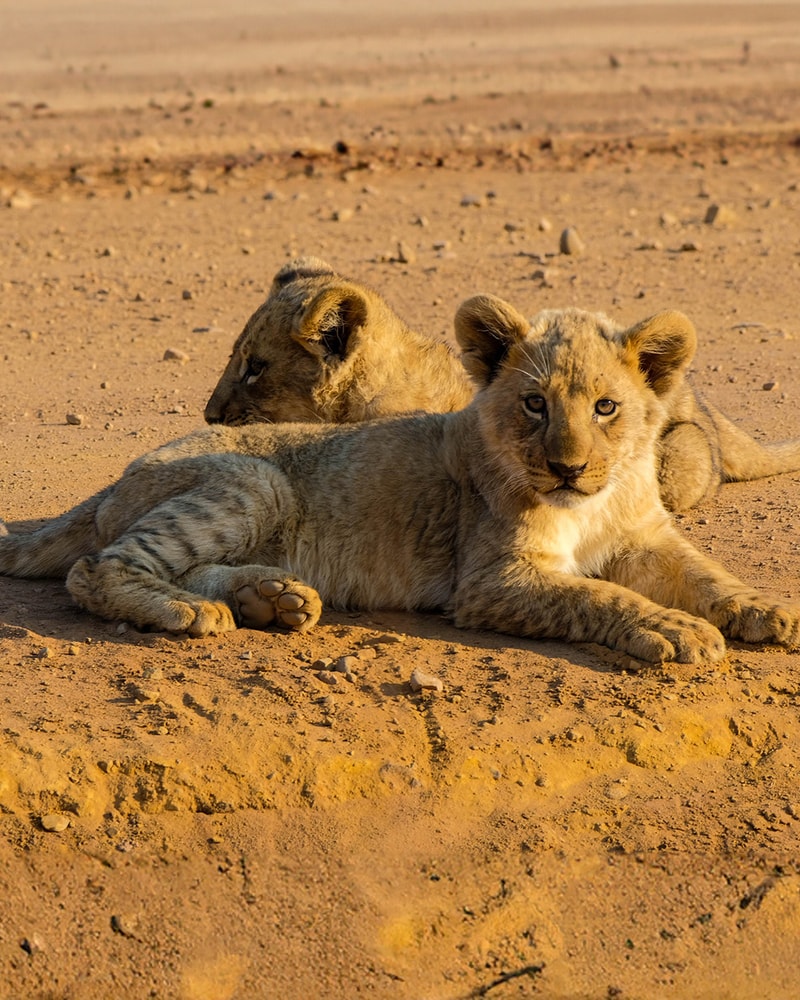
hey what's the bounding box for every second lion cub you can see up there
[2,296,797,664]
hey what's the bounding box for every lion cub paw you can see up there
[181,600,237,638]
[235,575,322,633]
[718,598,800,649]
[121,598,235,637]
[627,609,726,666]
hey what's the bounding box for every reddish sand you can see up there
[2,3,800,997]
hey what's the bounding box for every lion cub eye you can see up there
[595,398,617,417]
[242,358,267,385]
[523,395,547,418]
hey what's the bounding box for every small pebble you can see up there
[409,668,443,692]
[131,684,160,702]
[704,203,737,226]
[65,413,85,426]
[333,655,359,674]
[763,380,779,391]
[110,913,139,938]
[559,226,585,255]
[8,189,34,209]
[364,633,405,646]
[460,194,484,208]
[163,347,189,363]
[396,241,416,264]
[41,813,70,833]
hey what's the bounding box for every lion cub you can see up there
[207,257,800,512]
[204,256,473,425]
[2,296,797,665]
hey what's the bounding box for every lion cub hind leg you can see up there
[67,555,237,637]
[181,564,322,633]
[236,577,321,632]
[657,422,720,512]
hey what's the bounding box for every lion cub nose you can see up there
[547,460,588,480]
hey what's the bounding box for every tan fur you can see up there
[2,296,798,664]
[204,256,473,425]
[210,259,800,512]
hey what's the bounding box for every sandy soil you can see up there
[2,2,800,997]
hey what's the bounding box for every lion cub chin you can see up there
[2,296,798,665]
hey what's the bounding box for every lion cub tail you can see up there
[0,488,108,579]
[710,401,800,483]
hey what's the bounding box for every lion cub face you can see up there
[205,257,371,426]
[456,296,697,509]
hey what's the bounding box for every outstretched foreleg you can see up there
[452,554,727,665]
[606,529,800,649]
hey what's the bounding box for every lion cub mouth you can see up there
[540,473,605,507]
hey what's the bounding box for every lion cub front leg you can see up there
[181,564,322,633]
[607,533,800,650]
[452,559,726,665]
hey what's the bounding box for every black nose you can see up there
[547,460,587,480]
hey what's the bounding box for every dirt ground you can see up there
[2,2,800,998]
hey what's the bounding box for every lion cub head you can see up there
[205,257,472,426]
[455,294,696,509]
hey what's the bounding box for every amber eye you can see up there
[523,395,547,417]
[242,358,266,385]
[595,398,617,417]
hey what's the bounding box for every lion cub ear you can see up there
[455,294,531,386]
[293,286,370,362]
[622,310,697,397]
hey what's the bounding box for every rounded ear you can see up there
[454,294,531,386]
[622,310,697,397]
[272,256,335,289]
[293,286,370,361]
